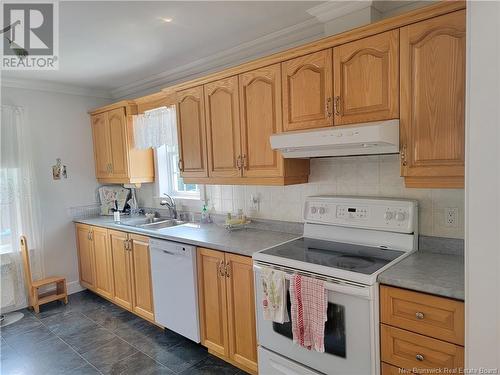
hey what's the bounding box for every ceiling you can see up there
[2,1,323,96]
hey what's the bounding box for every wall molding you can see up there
[1,77,112,99]
[307,1,374,23]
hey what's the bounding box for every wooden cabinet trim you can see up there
[129,234,155,321]
[92,226,113,299]
[108,229,134,310]
[75,223,95,290]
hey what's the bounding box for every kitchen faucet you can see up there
[160,193,177,219]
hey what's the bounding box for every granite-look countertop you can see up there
[73,216,299,257]
[378,251,464,300]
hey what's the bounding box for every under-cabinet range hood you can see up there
[270,119,399,158]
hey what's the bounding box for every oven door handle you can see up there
[254,263,373,299]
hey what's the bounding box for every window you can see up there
[155,144,202,200]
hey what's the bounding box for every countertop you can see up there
[73,216,299,257]
[378,251,465,301]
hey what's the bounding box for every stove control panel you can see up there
[304,196,417,234]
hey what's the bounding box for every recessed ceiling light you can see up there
[160,17,173,23]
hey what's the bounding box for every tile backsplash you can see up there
[136,154,464,239]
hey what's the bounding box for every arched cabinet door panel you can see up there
[282,49,333,131]
[400,10,465,188]
[333,29,399,125]
[176,86,209,178]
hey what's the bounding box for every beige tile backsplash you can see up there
[204,155,464,239]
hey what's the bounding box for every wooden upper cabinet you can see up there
[239,64,283,178]
[92,226,113,299]
[109,230,133,310]
[333,30,399,125]
[197,247,229,357]
[400,10,466,188]
[91,113,111,179]
[107,108,129,179]
[282,49,333,131]
[75,224,95,290]
[176,86,208,178]
[89,101,154,184]
[130,234,154,321]
[204,76,242,178]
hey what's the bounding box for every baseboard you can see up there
[67,281,86,295]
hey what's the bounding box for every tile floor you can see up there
[0,291,247,375]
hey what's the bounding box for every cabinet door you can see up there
[130,234,154,321]
[177,86,209,178]
[109,230,133,310]
[204,76,242,178]
[239,64,283,178]
[282,49,333,131]
[92,227,113,299]
[75,224,95,290]
[225,254,258,373]
[91,113,111,178]
[197,247,228,357]
[400,10,465,188]
[107,108,130,179]
[333,30,399,125]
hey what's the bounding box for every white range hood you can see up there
[270,119,399,158]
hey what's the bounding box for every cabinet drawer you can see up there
[380,285,464,345]
[381,324,464,373]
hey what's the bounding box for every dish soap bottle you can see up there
[200,204,209,224]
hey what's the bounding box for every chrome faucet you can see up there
[160,193,177,219]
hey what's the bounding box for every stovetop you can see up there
[258,237,404,276]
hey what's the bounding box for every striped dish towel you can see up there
[289,274,328,352]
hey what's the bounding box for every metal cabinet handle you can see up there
[416,354,424,362]
[242,154,248,169]
[87,231,91,240]
[178,159,184,172]
[236,155,242,170]
[225,261,231,278]
[401,144,408,167]
[415,312,424,320]
[218,260,225,277]
[334,96,341,116]
[326,97,333,118]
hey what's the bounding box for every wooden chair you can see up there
[20,235,68,313]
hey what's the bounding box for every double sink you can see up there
[119,216,186,230]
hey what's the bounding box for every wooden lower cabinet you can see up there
[380,285,465,374]
[130,234,155,321]
[93,226,114,299]
[75,224,95,290]
[75,225,155,323]
[197,248,257,374]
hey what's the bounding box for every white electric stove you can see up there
[253,196,418,375]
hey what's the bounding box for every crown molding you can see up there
[1,77,112,98]
[307,1,374,23]
[111,17,324,99]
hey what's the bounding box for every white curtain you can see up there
[133,106,178,149]
[0,105,43,312]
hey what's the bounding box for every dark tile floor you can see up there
[0,291,247,375]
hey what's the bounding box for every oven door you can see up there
[254,262,379,375]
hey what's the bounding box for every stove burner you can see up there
[335,255,376,270]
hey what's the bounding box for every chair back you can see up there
[20,235,33,290]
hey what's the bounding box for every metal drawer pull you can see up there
[416,354,424,361]
[225,261,231,278]
[218,260,225,277]
[415,312,425,320]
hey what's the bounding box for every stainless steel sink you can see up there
[119,217,186,230]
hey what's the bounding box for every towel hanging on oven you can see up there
[289,274,328,353]
[261,268,289,324]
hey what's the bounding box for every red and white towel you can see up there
[289,274,328,353]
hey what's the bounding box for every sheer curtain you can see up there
[132,106,178,149]
[0,105,43,312]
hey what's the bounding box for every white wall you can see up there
[137,154,465,239]
[1,86,109,293]
[465,1,500,368]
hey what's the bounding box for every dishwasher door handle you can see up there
[161,250,176,255]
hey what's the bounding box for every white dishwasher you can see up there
[149,238,200,343]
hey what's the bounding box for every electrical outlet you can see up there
[445,207,459,228]
[250,194,260,211]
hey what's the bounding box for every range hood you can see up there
[270,119,399,158]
